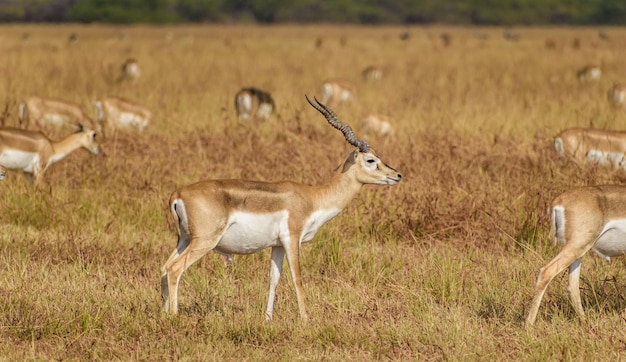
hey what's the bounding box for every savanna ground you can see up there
[1,24,626,360]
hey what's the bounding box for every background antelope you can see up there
[119,58,141,82]
[161,97,402,320]
[19,96,91,131]
[362,65,383,82]
[526,185,626,326]
[94,96,152,134]
[576,65,601,83]
[234,87,275,121]
[554,127,626,169]
[320,80,355,106]
[608,83,626,107]
[361,113,393,138]
[0,125,101,185]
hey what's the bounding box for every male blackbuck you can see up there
[577,65,601,83]
[526,185,626,326]
[0,125,100,185]
[361,114,393,138]
[119,58,141,82]
[234,87,275,121]
[554,127,626,169]
[320,80,356,106]
[93,96,152,134]
[608,83,626,107]
[19,96,91,130]
[362,66,383,82]
[161,97,402,320]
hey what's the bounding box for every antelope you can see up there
[577,65,601,83]
[119,58,141,82]
[93,96,152,133]
[526,185,626,326]
[361,114,393,138]
[608,83,626,107]
[554,127,626,169]
[362,66,383,82]
[320,80,355,106]
[234,87,275,121]
[19,96,91,130]
[161,96,402,320]
[0,125,101,185]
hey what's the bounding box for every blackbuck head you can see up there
[76,124,102,155]
[306,96,402,186]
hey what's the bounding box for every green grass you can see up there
[1,24,626,360]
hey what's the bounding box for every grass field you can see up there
[1,24,626,360]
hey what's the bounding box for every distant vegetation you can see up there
[2,0,626,25]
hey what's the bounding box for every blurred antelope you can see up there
[234,87,275,121]
[119,58,141,82]
[526,185,626,326]
[362,66,383,82]
[608,83,626,107]
[555,127,626,169]
[0,125,100,185]
[161,96,402,320]
[94,97,152,133]
[320,80,355,106]
[19,96,91,130]
[577,65,601,83]
[361,114,393,138]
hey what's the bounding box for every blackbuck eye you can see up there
[367,159,375,163]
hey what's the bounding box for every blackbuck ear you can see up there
[341,149,359,173]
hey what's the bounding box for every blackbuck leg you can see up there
[266,246,285,320]
[283,232,308,321]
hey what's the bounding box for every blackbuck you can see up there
[361,114,393,138]
[577,65,601,83]
[94,97,152,134]
[554,127,626,169]
[608,83,626,107]
[0,125,101,185]
[362,66,383,82]
[320,80,356,106]
[161,96,402,320]
[526,185,626,326]
[234,87,275,121]
[19,96,91,130]
[119,58,141,82]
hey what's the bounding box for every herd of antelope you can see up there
[5,31,626,330]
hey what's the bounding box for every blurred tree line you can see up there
[1,0,625,24]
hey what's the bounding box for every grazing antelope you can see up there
[19,96,91,130]
[526,185,626,326]
[0,125,100,185]
[119,58,141,82]
[577,65,602,83]
[320,80,355,106]
[362,66,383,82]
[94,96,152,133]
[234,87,275,121]
[161,97,402,320]
[554,127,626,169]
[608,83,626,107]
[361,114,393,138]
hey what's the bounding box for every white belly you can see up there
[594,219,626,258]
[216,211,289,255]
[117,113,147,129]
[586,150,626,169]
[0,150,40,173]
[42,114,70,127]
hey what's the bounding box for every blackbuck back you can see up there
[234,87,275,121]
[527,185,626,326]
[161,96,402,320]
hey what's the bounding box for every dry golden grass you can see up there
[1,24,626,360]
